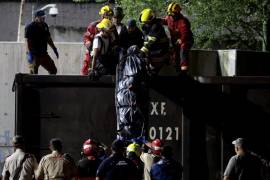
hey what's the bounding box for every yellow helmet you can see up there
[96,18,113,31]
[139,8,155,24]
[167,2,182,16]
[126,143,141,157]
[99,5,113,17]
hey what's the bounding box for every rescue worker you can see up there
[88,18,117,79]
[126,19,144,48]
[112,6,129,49]
[81,5,114,75]
[126,142,144,179]
[76,139,102,180]
[140,139,163,180]
[150,145,183,180]
[36,138,76,180]
[96,139,139,180]
[162,2,194,72]
[2,135,38,180]
[139,8,170,74]
[25,9,59,74]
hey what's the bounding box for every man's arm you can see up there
[47,37,59,58]
[2,171,10,180]
[2,158,10,180]
[35,157,45,180]
[47,37,56,50]
[25,38,33,53]
[223,156,236,180]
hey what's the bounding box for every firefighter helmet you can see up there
[96,18,113,31]
[139,8,155,24]
[83,139,97,156]
[151,139,163,155]
[167,2,182,16]
[99,5,114,18]
[126,143,141,157]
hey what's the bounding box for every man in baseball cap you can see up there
[232,137,247,148]
[34,10,46,18]
[223,137,262,180]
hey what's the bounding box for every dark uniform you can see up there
[140,18,170,74]
[96,153,138,180]
[77,157,102,180]
[151,157,183,180]
[127,19,144,48]
[25,21,57,74]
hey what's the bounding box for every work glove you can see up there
[53,47,59,59]
[88,68,99,80]
[138,50,148,60]
[26,52,33,63]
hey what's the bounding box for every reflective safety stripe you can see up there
[127,147,135,152]
[168,2,176,13]
[148,36,156,42]
[140,46,149,53]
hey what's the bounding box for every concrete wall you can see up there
[0,2,102,42]
[0,42,84,172]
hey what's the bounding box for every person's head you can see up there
[112,6,124,24]
[139,8,155,24]
[34,10,46,23]
[167,2,182,20]
[127,19,137,32]
[82,138,98,157]
[12,135,25,149]
[49,138,62,152]
[150,139,163,155]
[96,18,114,37]
[232,138,248,155]
[161,145,173,158]
[139,8,155,33]
[126,142,141,157]
[111,139,125,154]
[99,5,114,19]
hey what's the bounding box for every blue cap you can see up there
[35,10,46,17]
[127,19,136,28]
[111,139,125,151]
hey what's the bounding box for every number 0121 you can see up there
[149,127,179,140]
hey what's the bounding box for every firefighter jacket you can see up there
[83,20,100,49]
[140,19,169,57]
[163,14,194,50]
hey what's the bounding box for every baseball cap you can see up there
[35,10,46,17]
[127,19,136,28]
[111,139,125,151]
[232,138,247,147]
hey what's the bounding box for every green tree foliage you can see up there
[117,0,269,50]
[72,0,108,3]
[117,0,167,20]
[187,0,267,50]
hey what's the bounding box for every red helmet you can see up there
[151,139,163,155]
[83,139,97,156]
